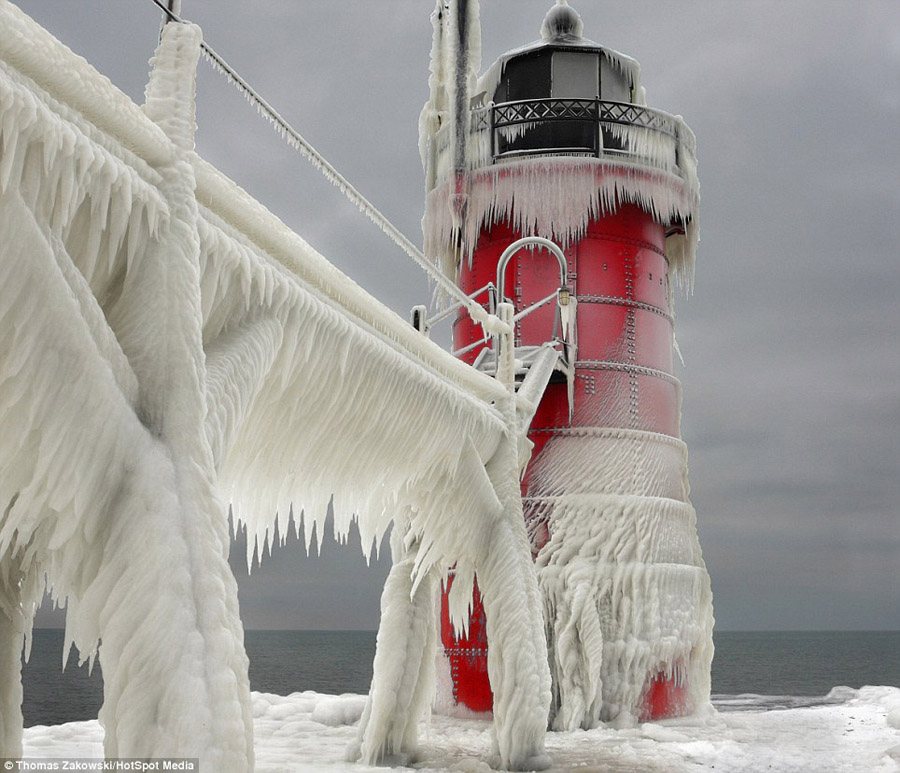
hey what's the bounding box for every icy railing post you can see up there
[0,554,31,758]
[350,531,438,766]
[158,0,182,39]
[410,304,428,335]
[475,299,552,770]
[495,302,515,391]
[75,21,254,769]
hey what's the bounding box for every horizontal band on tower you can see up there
[572,230,669,259]
[527,425,687,448]
[576,294,673,323]
[444,647,488,658]
[575,360,680,386]
[522,494,691,507]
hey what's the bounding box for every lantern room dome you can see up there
[476,2,641,110]
[541,1,584,42]
[476,1,637,111]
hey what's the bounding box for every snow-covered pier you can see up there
[0,3,549,768]
[21,687,900,772]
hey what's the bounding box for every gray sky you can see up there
[20,1,899,631]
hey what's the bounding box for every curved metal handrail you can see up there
[496,237,568,304]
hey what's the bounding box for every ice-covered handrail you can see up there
[0,0,173,167]
[496,236,568,303]
[424,282,496,330]
[146,0,509,335]
[192,157,512,406]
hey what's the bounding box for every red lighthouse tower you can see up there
[420,1,713,728]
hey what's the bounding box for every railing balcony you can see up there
[432,98,696,185]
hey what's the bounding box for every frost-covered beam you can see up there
[50,228,139,406]
[0,1,172,169]
[191,169,513,571]
[447,0,481,230]
[204,315,284,471]
[478,444,552,769]
[96,23,253,768]
[192,155,509,407]
[353,400,553,773]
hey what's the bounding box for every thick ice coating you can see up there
[0,2,555,769]
[420,0,714,731]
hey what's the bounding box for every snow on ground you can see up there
[23,687,900,772]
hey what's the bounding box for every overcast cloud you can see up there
[19,0,899,631]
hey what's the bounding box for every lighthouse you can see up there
[420,0,714,728]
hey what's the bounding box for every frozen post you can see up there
[0,16,253,767]
[163,1,182,22]
[159,0,182,38]
[0,555,34,758]
[89,21,255,768]
[470,302,552,770]
[350,530,438,766]
[495,302,515,392]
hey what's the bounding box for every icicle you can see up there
[559,294,576,342]
[424,156,699,290]
[673,334,686,367]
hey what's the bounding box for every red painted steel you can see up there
[439,574,494,712]
[440,201,685,714]
[640,666,688,720]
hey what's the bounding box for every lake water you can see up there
[20,629,900,726]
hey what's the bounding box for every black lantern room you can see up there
[476,1,641,158]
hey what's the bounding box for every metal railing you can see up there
[427,97,696,180]
[484,98,689,167]
[412,238,576,388]
[489,98,677,136]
